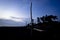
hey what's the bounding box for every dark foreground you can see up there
[0,27,59,40]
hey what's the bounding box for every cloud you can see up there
[0,19,25,26]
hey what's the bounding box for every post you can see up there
[30,0,33,36]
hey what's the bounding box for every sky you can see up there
[0,0,60,26]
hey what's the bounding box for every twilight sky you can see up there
[0,0,60,26]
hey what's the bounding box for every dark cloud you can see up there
[0,19,25,26]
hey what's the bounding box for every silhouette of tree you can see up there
[46,15,57,22]
[39,15,60,39]
[40,16,45,23]
[40,15,57,23]
[37,17,41,24]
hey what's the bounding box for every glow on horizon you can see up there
[0,0,29,22]
[0,7,26,22]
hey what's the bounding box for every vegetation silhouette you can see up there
[26,14,60,39]
[40,15,57,23]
